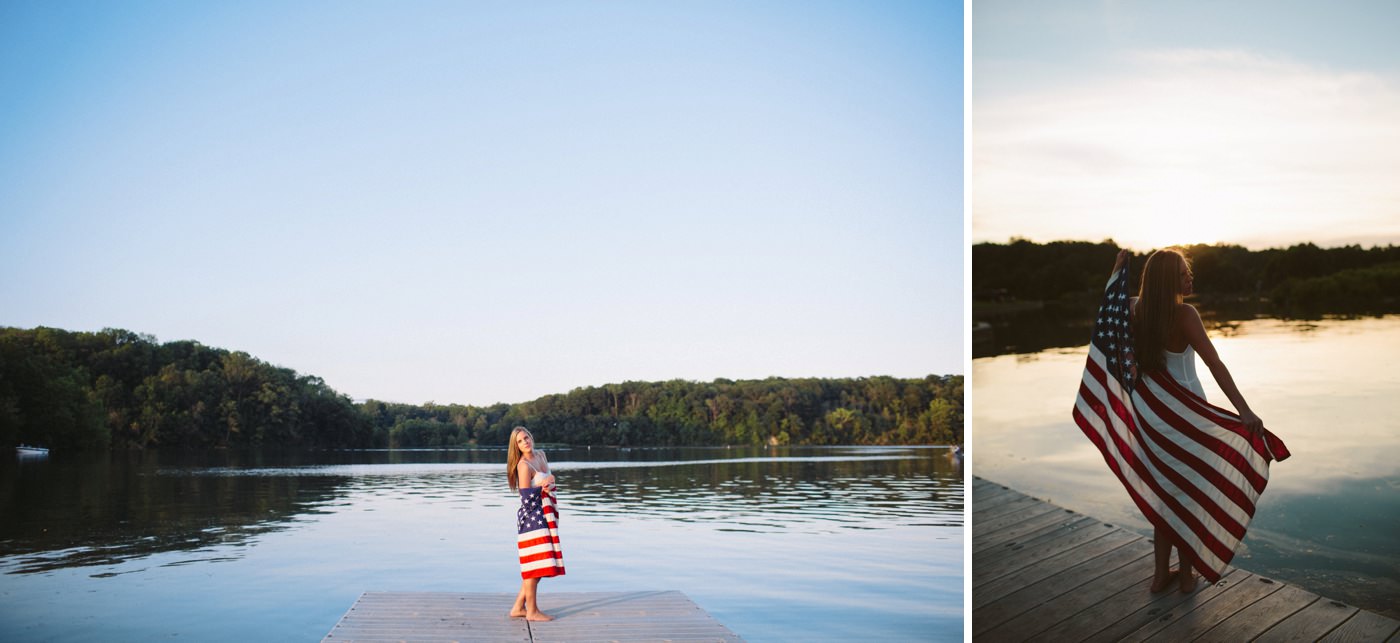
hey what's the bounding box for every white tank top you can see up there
[526,456,550,487]
[1164,346,1206,398]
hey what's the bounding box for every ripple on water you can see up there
[0,447,962,642]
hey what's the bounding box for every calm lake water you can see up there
[973,315,1400,618]
[0,445,963,641]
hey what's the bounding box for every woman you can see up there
[506,426,565,621]
[1115,247,1265,593]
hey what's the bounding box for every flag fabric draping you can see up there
[1072,266,1290,583]
[517,485,565,579]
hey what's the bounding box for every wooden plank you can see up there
[323,591,528,643]
[970,484,1022,513]
[1078,568,1247,643]
[322,591,742,643]
[1255,598,1360,642]
[972,476,1006,494]
[1132,574,1282,641]
[974,519,1123,589]
[1029,563,1212,642]
[970,482,1027,505]
[979,516,1096,569]
[973,504,1085,555]
[330,637,517,643]
[974,501,1070,540]
[974,515,1096,566]
[1200,584,1317,641]
[331,637,517,641]
[971,479,1014,504]
[1317,610,1400,642]
[974,528,1138,609]
[972,479,1398,643]
[975,541,1150,638]
[974,499,1046,531]
[974,494,1044,522]
[531,591,743,643]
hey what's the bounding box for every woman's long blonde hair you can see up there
[506,426,533,490]
[1134,248,1189,373]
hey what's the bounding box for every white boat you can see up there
[16,445,50,457]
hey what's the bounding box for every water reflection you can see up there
[973,299,1382,358]
[973,315,1400,618]
[0,452,349,574]
[562,455,961,532]
[1,446,961,641]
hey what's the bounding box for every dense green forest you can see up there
[1,327,961,451]
[973,239,1400,315]
[0,327,375,451]
[366,374,961,448]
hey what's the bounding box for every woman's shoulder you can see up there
[1175,303,1207,339]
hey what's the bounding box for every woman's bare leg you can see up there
[524,577,554,621]
[509,579,529,617]
[1176,546,1197,593]
[1150,526,1176,592]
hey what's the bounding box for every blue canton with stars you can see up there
[517,487,549,534]
[1094,266,1138,394]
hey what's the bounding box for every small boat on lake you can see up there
[16,445,50,457]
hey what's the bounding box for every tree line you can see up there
[0,327,375,450]
[973,239,1400,315]
[367,374,961,448]
[1,326,961,451]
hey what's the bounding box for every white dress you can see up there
[1164,345,1206,398]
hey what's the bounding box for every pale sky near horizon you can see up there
[0,2,964,406]
[973,0,1400,252]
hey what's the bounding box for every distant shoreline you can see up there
[973,239,1400,317]
[1,326,963,452]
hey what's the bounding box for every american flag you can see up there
[1072,266,1290,583]
[517,486,565,579]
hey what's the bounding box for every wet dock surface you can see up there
[972,476,1400,641]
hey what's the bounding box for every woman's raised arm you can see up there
[1112,249,1131,276]
[1180,304,1264,434]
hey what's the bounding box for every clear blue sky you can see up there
[973,0,1400,250]
[1,1,964,405]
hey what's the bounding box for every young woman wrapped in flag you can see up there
[507,426,565,621]
[1073,248,1289,594]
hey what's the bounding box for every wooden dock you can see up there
[322,590,745,642]
[972,476,1400,642]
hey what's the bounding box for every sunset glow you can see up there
[974,3,1400,251]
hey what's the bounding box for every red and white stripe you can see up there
[518,489,565,579]
[1072,273,1289,583]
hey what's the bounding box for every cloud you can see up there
[973,49,1400,249]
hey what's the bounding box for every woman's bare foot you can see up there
[1178,567,1197,593]
[509,607,527,618]
[526,611,555,622]
[1150,568,1177,593]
